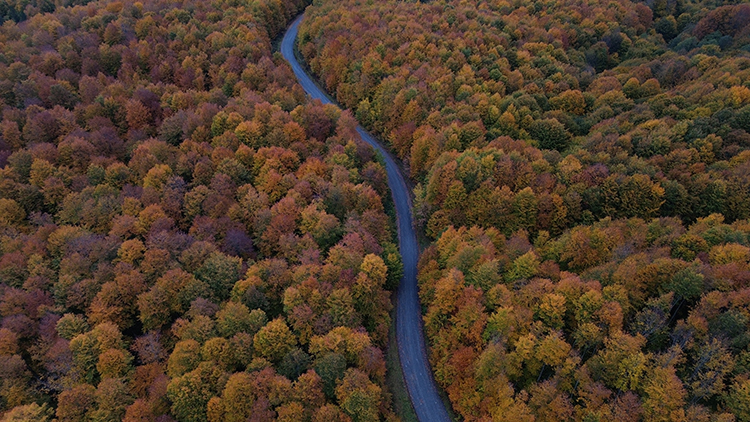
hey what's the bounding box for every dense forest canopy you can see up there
[3,0,750,419]
[0,0,409,421]
[299,0,750,420]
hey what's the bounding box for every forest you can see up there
[0,0,407,420]
[2,0,750,419]
[297,0,750,420]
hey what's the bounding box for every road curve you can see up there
[282,15,453,422]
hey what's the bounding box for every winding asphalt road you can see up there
[281,15,452,422]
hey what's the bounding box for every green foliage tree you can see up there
[529,119,573,152]
[336,369,382,422]
[254,319,297,362]
[167,363,227,422]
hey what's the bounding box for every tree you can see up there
[314,353,347,399]
[587,331,648,392]
[550,90,586,115]
[535,293,567,330]
[666,267,704,304]
[167,340,201,378]
[505,251,540,282]
[326,288,359,328]
[277,402,306,422]
[0,199,25,227]
[0,329,18,356]
[69,332,100,384]
[687,339,734,404]
[216,302,258,338]
[529,119,572,152]
[641,366,686,422]
[254,318,297,362]
[126,100,151,130]
[208,372,255,422]
[279,348,311,380]
[353,254,391,338]
[293,370,325,408]
[56,385,96,422]
[167,363,227,422]
[195,252,242,301]
[335,368,382,422]
[56,314,89,340]
[103,22,122,46]
[527,380,574,422]
[313,405,352,422]
[2,403,53,422]
[96,348,133,379]
[601,175,665,220]
[726,379,750,422]
[90,378,134,422]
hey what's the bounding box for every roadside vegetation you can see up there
[300,0,750,420]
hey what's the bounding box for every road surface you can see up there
[281,15,453,422]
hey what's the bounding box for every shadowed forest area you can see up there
[299,0,750,420]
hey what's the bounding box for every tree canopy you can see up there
[0,0,402,420]
[298,0,750,419]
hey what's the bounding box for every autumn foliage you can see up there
[418,216,750,421]
[299,0,750,419]
[300,0,750,239]
[0,0,404,420]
